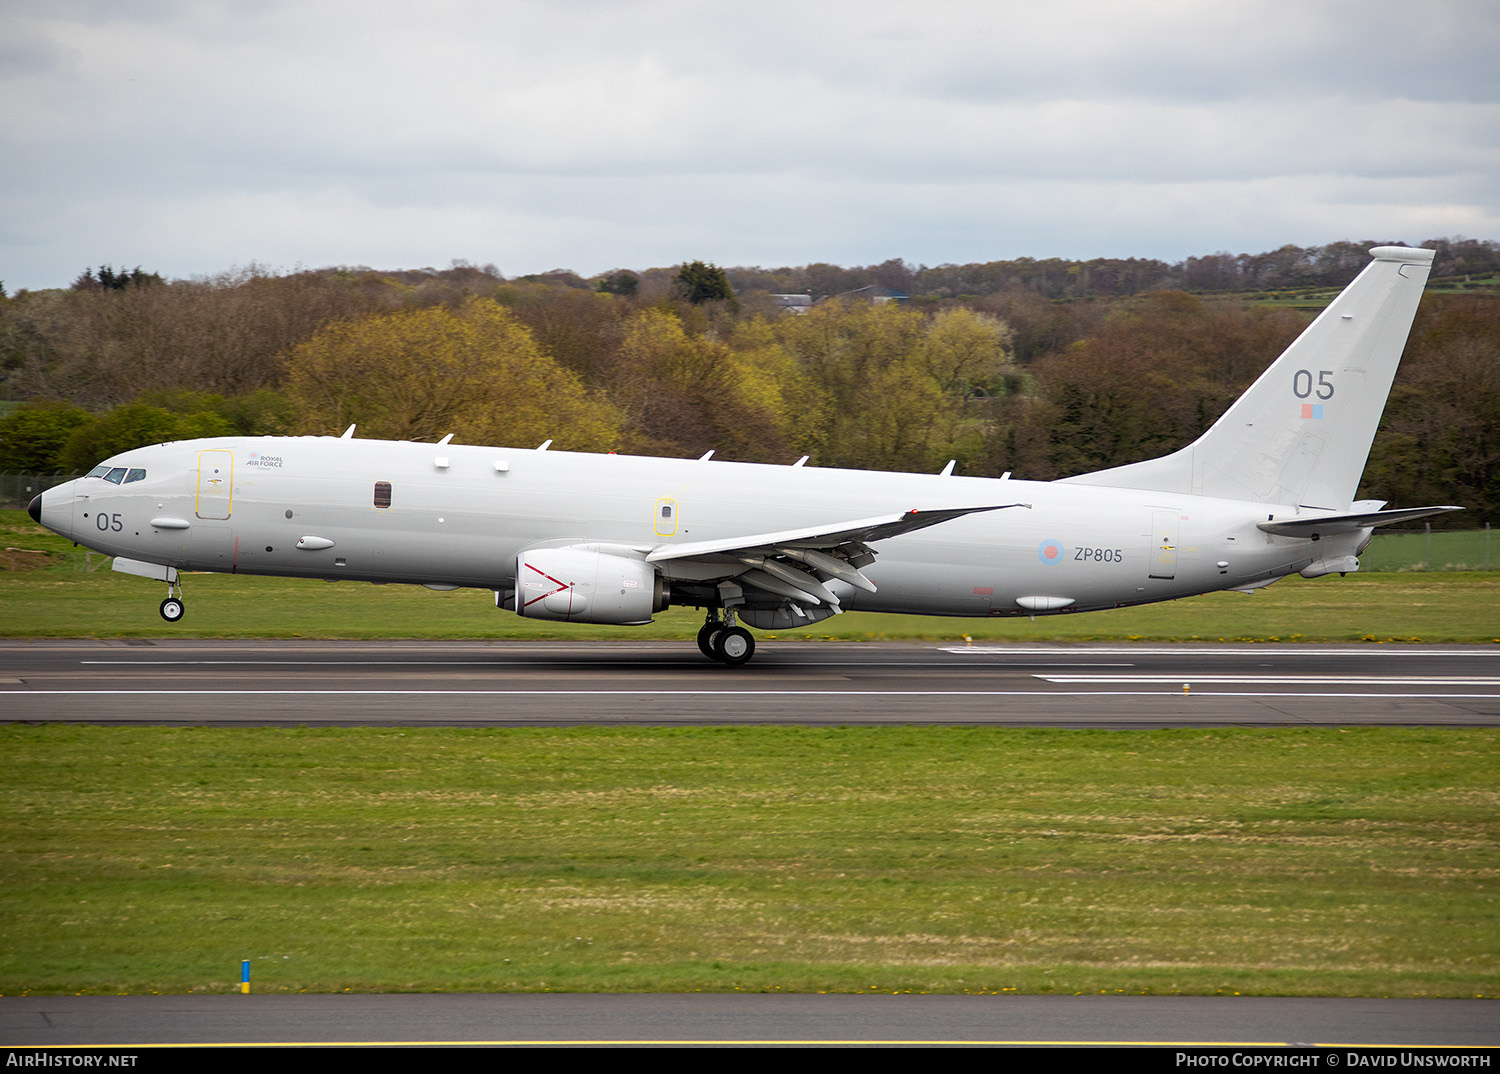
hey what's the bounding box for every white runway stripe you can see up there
[1036,675,1500,685]
[10,689,1500,699]
[944,646,1500,657]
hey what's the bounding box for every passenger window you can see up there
[125,469,146,484]
[104,467,127,484]
[374,481,392,509]
[661,505,672,519]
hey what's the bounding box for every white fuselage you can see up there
[36,435,1361,619]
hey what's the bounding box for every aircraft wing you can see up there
[645,504,1027,610]
[645,504,1026,563]
[1257,505,1462,539]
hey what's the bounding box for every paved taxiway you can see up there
[3,994,1497,1047]
[3,639,1498,727]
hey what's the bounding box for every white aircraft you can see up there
[29,246,1458,665]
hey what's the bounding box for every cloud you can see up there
[2,0,1497,289]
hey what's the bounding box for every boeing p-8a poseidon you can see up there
[30,246,1458,664]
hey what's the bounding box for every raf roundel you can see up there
[1037,539,1065,565]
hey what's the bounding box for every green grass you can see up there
[1,725,1495,997]
[2,509,1498,642]
[1361,528,1497,572]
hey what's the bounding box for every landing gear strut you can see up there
[698,608,755,666]
[158,578,185,623]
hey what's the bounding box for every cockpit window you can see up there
[85,465,146,483]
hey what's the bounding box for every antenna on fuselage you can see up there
[437,433,454,445]
[340,424,356,439]
[536,439,552,451]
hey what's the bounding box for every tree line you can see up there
[726,237,1500,302]
[1,245,1495,525]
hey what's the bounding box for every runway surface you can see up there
[3,994,1496,1047]
[3,639,1499,727]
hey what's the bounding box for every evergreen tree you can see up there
[674,261,734,305]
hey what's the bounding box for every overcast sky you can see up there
[3,0,1498,291]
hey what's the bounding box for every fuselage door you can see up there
[196,450,234,520]
[655,498,679,537]
[1148,509,1178,580]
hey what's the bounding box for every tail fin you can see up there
[1061,246,1434,509]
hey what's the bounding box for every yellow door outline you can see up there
[1149,509,1178,580]
[197,450,234,520]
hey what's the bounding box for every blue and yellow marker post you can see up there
[241,959,250,994]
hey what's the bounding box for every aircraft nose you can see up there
[28,493,42,524]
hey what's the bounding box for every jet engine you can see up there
[515,547,669,624]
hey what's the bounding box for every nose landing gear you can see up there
[158,579,185,623]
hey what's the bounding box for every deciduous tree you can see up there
[59,403,232,472]
[284,298,620,450]
[609,308,789,460]
[773,300,953,473]
[0,401,94,471]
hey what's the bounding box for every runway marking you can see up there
[1037,675,1500,685]
[5,1039,1421,1048]
[945,646,1500,657]
[75,659,1136,667]
[10,689,1500,699]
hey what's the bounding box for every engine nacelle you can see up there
[515,547,668,624]
[1299,555,1360,579]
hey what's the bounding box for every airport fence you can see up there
[1359,524,1494,572]
[1,471,83,509]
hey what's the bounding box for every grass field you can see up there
[3,511,1499,642]
[1361,528,1496,572]
[1,725,1495,998]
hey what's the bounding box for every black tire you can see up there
[697,622,723,660]
[159,597,184,623]
[713,626,755,666]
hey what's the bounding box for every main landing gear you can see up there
[698,609,755,666]
[158,578,185,623]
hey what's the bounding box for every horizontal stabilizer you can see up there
[1257,505,1462,539]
